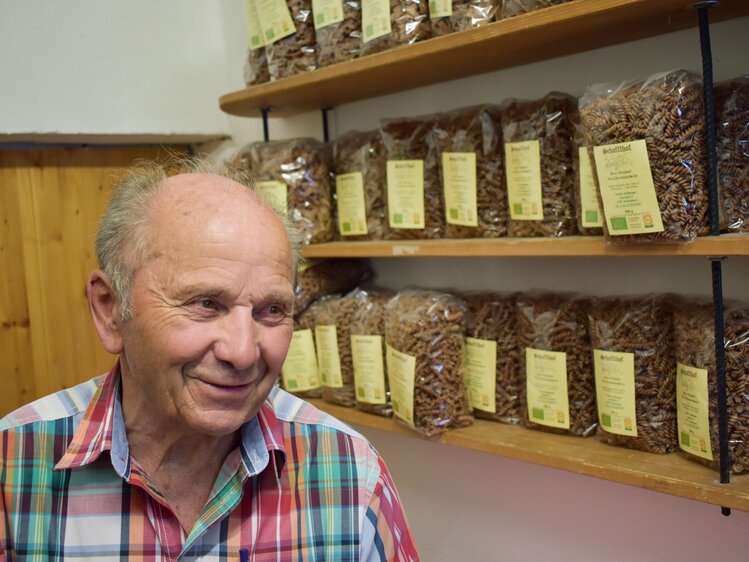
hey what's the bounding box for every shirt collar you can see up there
[56,362,288,478]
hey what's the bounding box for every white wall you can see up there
[4,1,749,559]
[0,0,234,143]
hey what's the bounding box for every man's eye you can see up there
[197,298,218,309]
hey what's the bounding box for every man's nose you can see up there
[213,308,260,370]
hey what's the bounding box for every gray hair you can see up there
[95,154,304,321]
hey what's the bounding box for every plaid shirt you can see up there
[0,365,419,561]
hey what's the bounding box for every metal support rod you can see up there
[321,107,331,143]
[697,3,731,515]
[261,107,271,142]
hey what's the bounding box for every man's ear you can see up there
[87,270,125,354]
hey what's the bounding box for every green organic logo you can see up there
[610,216,628,231]
[532,407,544,420]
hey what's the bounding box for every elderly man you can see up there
[0,159,419,561]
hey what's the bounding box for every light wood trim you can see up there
[301,233,749,258]
[220,0,749,117]
[309,399,749,512]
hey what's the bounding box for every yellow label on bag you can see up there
[463,337,497,413]
[245,0,265,49]
[505,140,544,220]
[362,0,391,43]
[387,160,425,229]
[312,0,344,29]
[525,347,569,429]
[593,350,637,437]
[256,0,296,45]
[386,344,416,425]
[282,329,320,392]
[336,172,368,236]
[443,152,478,227]
[429,0,452,18]
[256,180,287,215]
[592,139,664,235]
[315,325,343,388]
[677,362,713,461]
[351,335,387,404]
[578,146,603,228]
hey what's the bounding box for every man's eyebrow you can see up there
[174,284,227,299]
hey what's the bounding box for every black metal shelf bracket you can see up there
[321,107,332,143]
[261,107,272,142]
[694,0,732,516]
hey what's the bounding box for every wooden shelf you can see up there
[301,233,749,258]
[309,399,749,512]
[220,0,749,117]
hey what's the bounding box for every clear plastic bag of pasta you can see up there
[244,48,270,86]
[315,293,359,407]
[430,105,507,239]
[284,299,325,399]
[674,298,749,474]
[431,0,497,37]
[572,117,603,236]
[499,0,570,19]
[333,129,388,240]
[265,0,318,80]
[234,138,335,244]
[360,0,431,57]
[501,92,579,238]
[715,75,749,233]
[294,258,373,315]
[384,290,473,436]
[380,114,444,239]
[350,287,395,417]
[463,292,520,423]
[579,70,709,244]
[516,291,596,437]
[588,294,677,453]
[315,0,362,67]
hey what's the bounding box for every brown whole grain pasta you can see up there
[350,287,395,416]
[244,48,270,86]
[573,119,603,236]
[431,0,497,37]
[588,294,677,454]
[265,0,318,80]
[294,258,373,314]
[234,138,335,245]
[360,0,431,56]
[579,70,709,243]
[381,114,444,239]
[385,290,473,436]
[715,76,749,232]
[314,293,359,407]
[501,92,579,237]
[499,0,570,19]
[464,292,521,423]
[333,129,388,240]
[315,0,362,67]
[430,105,508,238]
[674,299,749,474]
[516,292,596,436]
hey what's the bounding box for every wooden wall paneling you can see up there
[0,157,36,416]
[1,146,185,416]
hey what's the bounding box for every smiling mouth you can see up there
[201,380,253,392]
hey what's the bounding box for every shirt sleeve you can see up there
[359,455,420,562]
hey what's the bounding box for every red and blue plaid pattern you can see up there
[0,365,419,561]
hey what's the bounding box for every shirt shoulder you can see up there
[0,375,104,431]
[269,386,368,442]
